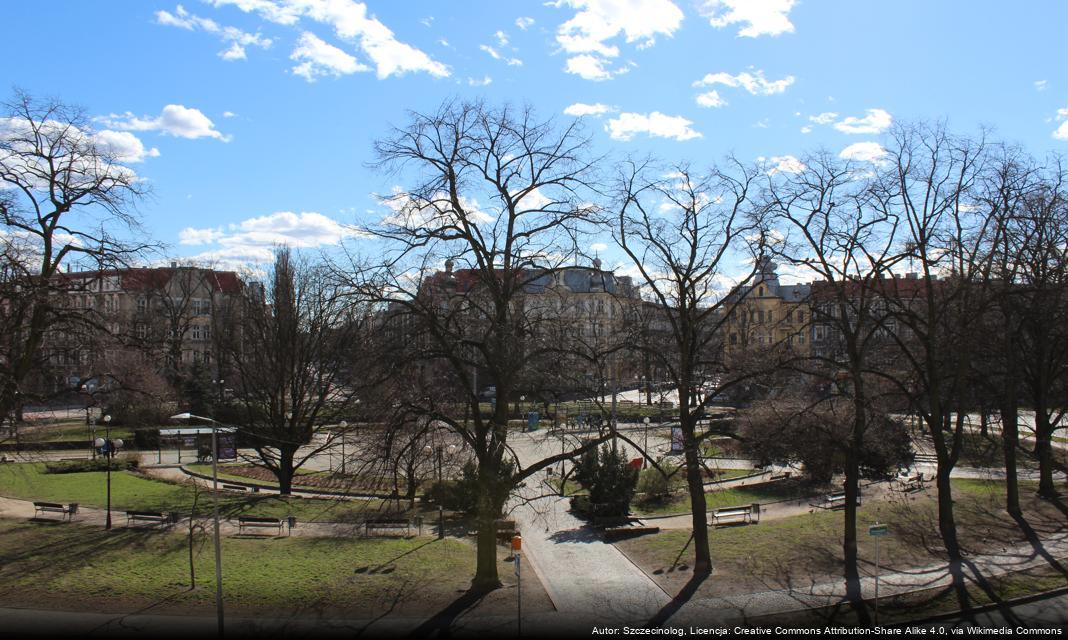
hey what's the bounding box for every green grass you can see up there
[19,423,135,444]
[0,463,400,522]
[0,519,490,616]
[633,479,812,516]
[616,476,1066,599]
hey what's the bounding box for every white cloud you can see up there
[833,108,892,134]
[494,30,509,46]
[212,0,450,79]
[563,102,615,117]
[95,105,231,141]
[555,0,684,81]
[93,130,160,163]
[693,69,794,95]
[179,211,364,267]
[219,42,247,60]
[178,227,227,245]
[695,90,727,108]
[764,154,805,175]
[480,44,523,66]
[590,242,608,252]
[156,4,272,61]
[467,76,493,87]
[515,16,535,30]
[222,111,237,118]
[290,31,370,80]
[700,0,796,37]
[1035,79,1048,92]
[799,125,812,134]
[565,54,614,81]
[382,188,493,229]
[839,141,887,164]
[808,111,837,125]
[605,112,702,142]
[1054,108,1068,141]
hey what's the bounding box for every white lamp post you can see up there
[170,412,225,637]
[338,420,348,474]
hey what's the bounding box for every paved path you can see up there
[510,483,671,626]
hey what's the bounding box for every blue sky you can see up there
[3,0,1066,271]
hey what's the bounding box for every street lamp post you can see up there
[92,415,117,530]
[170,412,225,637]
[643,417,651,469]
[426,443,457,539]
[338,420,348,475]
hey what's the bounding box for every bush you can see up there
[45,457,139,474]
[569,444,639,518]
[636,466,676,504]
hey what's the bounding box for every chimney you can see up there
[906,273,917,280]
[170,261,177,269]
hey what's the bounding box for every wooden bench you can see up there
[496,519,517,543]
[33,501,77,521]
[710,505,754,527]
[238,516,285,536]
[222,483,260,493]
[769,471,792,481]
[604,525,659,541]
[898,472,924,492]
[365,517,410,537]
[126,511,173,527]
[824,491,861,509]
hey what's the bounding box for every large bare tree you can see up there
[764,150,904,619]
[0,89,150,421]
[614,159,765,576]
[225,247,372,494]
[350,101,616,591]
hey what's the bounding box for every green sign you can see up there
[869,524,889,537]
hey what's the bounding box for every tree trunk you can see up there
[471,471,503,592]
[277,448,296,496]
[935,463,962,562]
[842,456,869,623]
[683,423,712,575]
[1034,402,1058,498]
[1000,400,1021,517]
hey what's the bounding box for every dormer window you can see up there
[758,286,764,296]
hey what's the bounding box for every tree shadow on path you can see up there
[644,571,709,628]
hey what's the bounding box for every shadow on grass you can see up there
[644,571,709,627]
[405,588,491,638]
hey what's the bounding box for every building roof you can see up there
[64,266,245,294]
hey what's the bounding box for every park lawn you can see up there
[632,478,814,516]
[185,463,400,496]
[616,477,1064,600]
[18,421,135,444]
[0,519,551,618]
[0,463,399,522]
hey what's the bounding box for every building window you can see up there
[191,325,211,342]
[758,287,764,296]
[729,333,737,345]
[797,311,804,323]
[136,324,147,339]
[192,299,211,316]
[137,297,147,313]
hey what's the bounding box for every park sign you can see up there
[869,524,889,537]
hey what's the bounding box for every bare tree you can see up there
[764,149,904,618]
[875,123,995,568]
[225,247,373,494]
[0,90,151,421]
[614,159,765,576]
[349,101,616,591]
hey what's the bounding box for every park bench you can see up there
[33,501,77,521]
[603,525,659,541]
[222,483,260,493]
[365,516,410,537]
[823,491,861,509]
[898,472,925,492]
[496,519,517,543]
[238,516,285,536]
[769,471,792,481]
[125,510,173,527]
[710,505,754,527]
